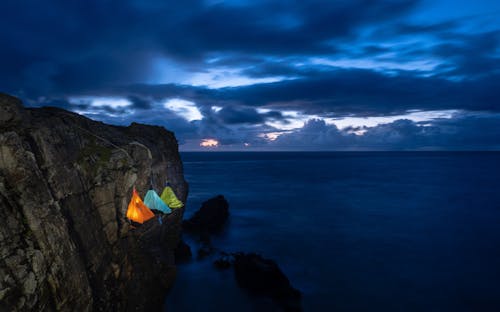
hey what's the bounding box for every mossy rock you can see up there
[76,138,113,176]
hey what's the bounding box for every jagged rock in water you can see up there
[183,195,229,234]
[213,254,232,270]
[233,253,302,312]
[197,243,216,260]
[174,240,192,264]
[0,93,188,311]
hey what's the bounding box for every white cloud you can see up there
[186,68,289,89]
[164,98,203,121]
[211,106,223,112]
[310,57,441,72]
[326,110,459,129]
[258,131,287,141]
[69,96,132,108]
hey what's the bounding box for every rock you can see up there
[22,272,36,295]
[0,94,188,311]
[213,256,232,270]
[183,195,229,233]
[233,253,302,311]
[197,244,215,260]
[174,240,192,264]
[0,93,23,128]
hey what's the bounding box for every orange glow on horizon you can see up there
[200,138,219,147]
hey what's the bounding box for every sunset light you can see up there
[200,139,219,148]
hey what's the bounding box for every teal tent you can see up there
[144,190,172,214]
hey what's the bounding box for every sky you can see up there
[1,0,500,151]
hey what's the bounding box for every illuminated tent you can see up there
[126,189,155,224]
[144,190,172,214]
[160,186,184,209]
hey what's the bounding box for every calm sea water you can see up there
[165,152,500,311]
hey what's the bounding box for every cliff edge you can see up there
[0,93,188,311]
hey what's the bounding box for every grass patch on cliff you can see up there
[76,139,112,175]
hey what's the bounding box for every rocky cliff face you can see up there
[0,93,188,311]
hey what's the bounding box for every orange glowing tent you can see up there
[126,188,155,224]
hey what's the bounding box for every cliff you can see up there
[0,93,188,311]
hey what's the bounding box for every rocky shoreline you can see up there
[0,93,301,311]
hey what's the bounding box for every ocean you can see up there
[165,152,500,311]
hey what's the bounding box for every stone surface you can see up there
[174,240,192,264]
[213,255,232,270]
[0,93,23,128]
[233,253,302,312]
[0,93,188,311]
[183,195,229,234]
[197,244,215,260]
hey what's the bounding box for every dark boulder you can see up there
[183,195,229,233]
[233,253,302,311]
[214,258,232,270]
[213,254,232,270]
[174,240,192,264]
[197,243,215,260]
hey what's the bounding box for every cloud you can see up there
[214,106,285,124]
[216,106,265,124]
[191,69,500,115]
[267,114,500,150]
[0,0,421,96]
[1,0,499,150]
[127,95,153,110]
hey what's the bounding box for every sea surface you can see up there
[165,152,500,311]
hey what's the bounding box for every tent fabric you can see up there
[126,189,155,224]
[160,186,184,209]
[144,190,172,214]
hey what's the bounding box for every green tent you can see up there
[160,186,183,209]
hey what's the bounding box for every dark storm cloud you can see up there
[0,0,419,97]
[2,0,498,110]
[214,106,284,124]
[216,107,264,124]
[373,20,458,38]
[431,30,500,78]
[114,67,499,116]
[127,96,153,110]
[219,70,500,114]
[180,0,419,55]
[1,0,499,150]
